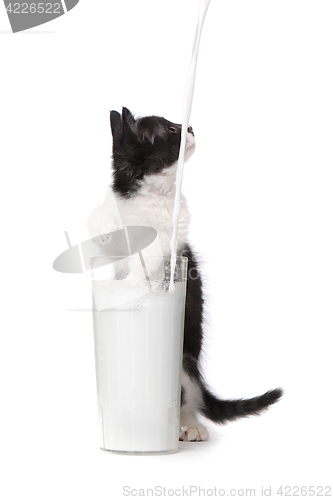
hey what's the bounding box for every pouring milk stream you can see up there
[169,0,211,290]
[90,0,212,455]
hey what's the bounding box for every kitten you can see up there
[87,107,282,442]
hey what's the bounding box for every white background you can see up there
[1,1,332,498]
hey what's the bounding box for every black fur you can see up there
[110,107,282,427]
[111,107,183,198]
[183,351,282,424]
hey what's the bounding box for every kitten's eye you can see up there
[169,127,177,134]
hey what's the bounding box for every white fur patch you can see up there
[180,369,209,442]
[87,160,191,257]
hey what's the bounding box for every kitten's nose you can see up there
[187,126,194,136]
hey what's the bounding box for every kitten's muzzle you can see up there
[187,126,194,136]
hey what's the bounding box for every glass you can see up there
[91,255,188,455]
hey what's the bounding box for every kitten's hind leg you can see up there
[179,370,209,442]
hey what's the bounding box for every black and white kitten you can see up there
[87,107,282,442]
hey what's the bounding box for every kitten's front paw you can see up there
[93,232,113,246]
[179,424,209,442]
[87,205,119,245]
[87,220,118,246]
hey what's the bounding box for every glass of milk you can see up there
[91,254,188,455]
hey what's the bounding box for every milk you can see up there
[170,0,211,288]
[92,257,187,454]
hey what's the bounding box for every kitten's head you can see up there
[110,107,195,197]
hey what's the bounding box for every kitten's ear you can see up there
[110,110,122,137]
[142,128,155,144]
[122,107,136,126]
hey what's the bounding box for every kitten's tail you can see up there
[200,385,283,424]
